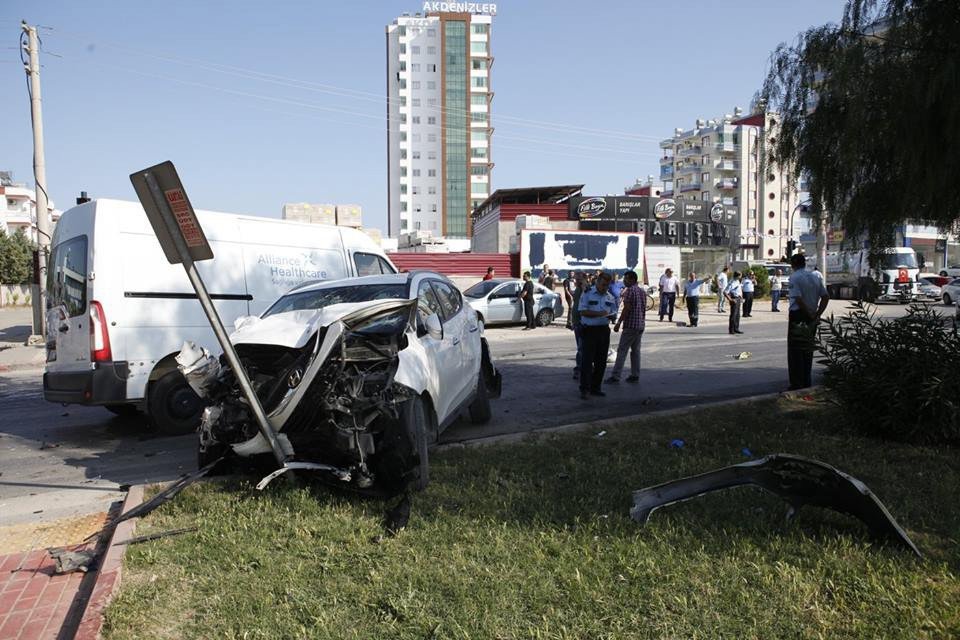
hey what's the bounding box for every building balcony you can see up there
[660,138,675,149]
[677,146,702,157]
[680,183,701,192]
[677,163,700,174]
[715,178,738,190]
[660,155,674,164]
[714,159,737,171]
[721,196,737,206]
[716,142,736,153]
[660,166,674,179]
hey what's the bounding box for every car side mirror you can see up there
[425,313,443,340]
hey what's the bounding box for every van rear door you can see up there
[45,235,91,370]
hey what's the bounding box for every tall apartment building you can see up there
[386,8,494,240]
[1,171,60,243]
[658,108,800,261]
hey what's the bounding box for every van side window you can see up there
[354,252,395,276]
[49,236,88,317]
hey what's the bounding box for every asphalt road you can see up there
[0,299,947,526]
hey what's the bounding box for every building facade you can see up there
[1,172,60,243]
[386,9,493,239]
[658,108,800,262]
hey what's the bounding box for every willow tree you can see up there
[761,0,960,251]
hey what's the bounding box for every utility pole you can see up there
[23,21,51,345]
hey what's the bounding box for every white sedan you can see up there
[941,277,960,306]
[462,278,564,327]
[939,265,960,278]
[175,272,501,495]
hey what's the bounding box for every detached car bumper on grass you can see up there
[175,273,501,496]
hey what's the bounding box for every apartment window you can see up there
[401,218,408,230]
[399,61,406,71]
[701,172,710,182]
[412,134,421,142]
[701,136,710,146]
[472,24,487,34]
[413,169,421,177]
[412,81,421,90]
[427,63,437,72]
[431,204,437,212]
[428,151,436,160]
[400,96,406,106]
[702,192,710,201]
[400,167,407,177]
[412,116,420,124]
[472,77,487,88]
[398,26,407,36]
[472,59,487,70]
[400,184,407,194]
[412,151,420,159]
[471,147,487,158]
[428,98,437,106]
[748,209,757,222]
[400,202,407,212]
[427,46,436,54]
[412,186,419,195]
[400,44,406,54]
[411,63,421,72]
[411,46,420,54]
[412,98,420,107]
[427,81,436,90]
[428,169,437,177]
[471,41,487,54]
[400,114,407,124]
[427,28,436,37]
[471,166,488,175]
[428,186,436,194]
[701,154,709,165]
[427,133,436,142]
[471,94,487,105]
[400,150,407,159]
[399,79,407,89]
[427,116,436,125]
[471,112,488,122]
[399,132,407,141]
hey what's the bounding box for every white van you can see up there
[43,199,396,434]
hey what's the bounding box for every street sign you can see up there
[130,161,213,264]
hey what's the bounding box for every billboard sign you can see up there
[520,229,645,280]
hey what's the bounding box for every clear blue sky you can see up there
[1,0,845,234]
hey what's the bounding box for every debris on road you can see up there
[734,351,752,360]
[669,439,685,449]
[630,453,921,557]
[113,526,198,547]
[595,430,607,438]
[39,441,60,450]
[49,547,97,574]
[741,448,753,457]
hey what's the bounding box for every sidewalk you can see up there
[0,307,44,373]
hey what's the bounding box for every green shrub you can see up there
[748,265,770,297]
[818,303,960,444]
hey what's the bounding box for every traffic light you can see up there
[786,239,797,256]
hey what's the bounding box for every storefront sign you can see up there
[710,203,724,223]
[422,1,497,14]
[653,199,677,220]
[644,220,732,247]
[576,197,607,219]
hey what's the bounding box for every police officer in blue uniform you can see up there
[577,272,618,399]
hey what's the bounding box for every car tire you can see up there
[469,372,492,424]
[149,370,205,436]
[402,395,431,492]
[536,308,554,326]
[944,293,953,306]
[104,403,140,417]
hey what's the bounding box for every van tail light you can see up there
[90,300,112,362]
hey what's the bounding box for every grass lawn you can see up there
[103,395,960,639]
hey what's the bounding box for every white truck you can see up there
[810,247,920,303]
[43,198,396,434]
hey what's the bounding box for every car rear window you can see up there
[263,284,407,317]
[48,236,88,318]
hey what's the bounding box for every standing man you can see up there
[724,271,744,334]
[742,272,756,317]
[571,273,586,378]
[770,269,783,312]
[542,268,556,292]
[519,271,536,331]
[787,254,829,390]
[683,272,708,327]
[562,270,577,329]
[577,272,617,399]
[716,266,730,313]
[538,265,550,285]
[606,270,646,384]
[658,268,680,322]
[609,273,625,305]
[483,266,495,281]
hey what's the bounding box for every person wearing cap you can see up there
[577,272,617,399]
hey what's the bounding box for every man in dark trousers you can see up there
[787,253,829,389]
[577,272,617,399]
[683,272,708,327]
[724,271,744,334]
[742,272,756,317]
[519,271,536,330]
[563,271,577,329]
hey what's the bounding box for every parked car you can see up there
[917,276,943,301]
[941,278,960,306]
[939,265,960,278]
[918,273,951,288]
[176,272,501,495]
[462,278,563,326]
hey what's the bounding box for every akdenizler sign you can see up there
[422,1,497,14]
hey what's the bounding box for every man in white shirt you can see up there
[724,271,744,334]
[770,269,783,312]
[787,254,829,389]
[658,268,680,322]
[716,266,730,313]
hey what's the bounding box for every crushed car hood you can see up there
[231,299,417,349]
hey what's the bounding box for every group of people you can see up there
[545,252,828,399]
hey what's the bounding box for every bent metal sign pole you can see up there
[129,161,288,468]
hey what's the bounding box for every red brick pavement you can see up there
[0,547,87,640]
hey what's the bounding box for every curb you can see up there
[72,484,144,640]
[436,388,820,452]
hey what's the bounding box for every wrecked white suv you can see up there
[176,272,501,496]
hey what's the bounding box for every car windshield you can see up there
[463,281,500,298]
[263,284,408,317]
[880,253,918,269]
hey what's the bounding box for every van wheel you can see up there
[536,308,554,326]
[469,372,492,424]
[104,403,140,417]
[149,370,204,436]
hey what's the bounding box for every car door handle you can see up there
[452,337,461,345]
[468,325,479,332]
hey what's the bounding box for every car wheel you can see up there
[104,403,140,417]
[536,308,554,326]
[944,293,953,306]
[468,372,492,424]
[149,370,204,436]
